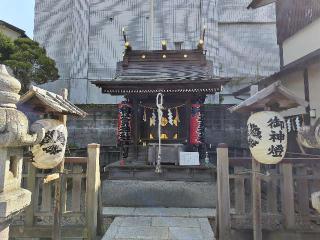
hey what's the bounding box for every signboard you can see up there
[247,111,287,164]
[179,152,200,166]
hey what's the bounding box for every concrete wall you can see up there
[67,104,118,149]
[66,104,249,151]
[205,104,249,148]
[283,18,320,65]
[65,104,249,168]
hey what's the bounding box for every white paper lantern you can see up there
[247,111,287,164]
[31,119,68,169]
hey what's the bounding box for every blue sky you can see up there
[0,0,35,38]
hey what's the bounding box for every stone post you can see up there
[0,65,43,239]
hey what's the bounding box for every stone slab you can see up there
[152,217,199,228]
[198,218,215,239]
[120,217,152,227]
[102,217,215,240]
[103,207,135,216]
[116,226,169,240]
[188,208,216,218]
[169,227,203,240]
[134,208,190,218]
[102,221,120,239]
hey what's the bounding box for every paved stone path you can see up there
[102,216,215,240]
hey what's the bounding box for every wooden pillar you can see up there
[25,162,36,227]
[71,165,83,212]
[296,166,309,218]
[52,170,64,240]
[235,167,245,214]
[185,99,191,144]
[41,182,52,212]
[279,43,284,69]
[303,68,311,126]
[52,88,68,240]
[249,85,262,240]
[281,163,295,228]
[267,169,278,213]
[132,97,139,160]
[252,158,262,240]
[216,143,231,240]
[86,143,101,240]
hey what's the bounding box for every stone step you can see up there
[103,207,216,218]
[102,180,216,208]
[102,216,215,240]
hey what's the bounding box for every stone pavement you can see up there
[102,216,215,240]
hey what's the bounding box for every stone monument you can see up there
[0,64,44,239]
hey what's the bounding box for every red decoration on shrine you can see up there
[117,101,132,143]
[190,104,205,145]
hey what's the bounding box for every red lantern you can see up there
[190,104,205,145]
[117,101,132,143]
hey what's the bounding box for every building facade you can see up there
[249,0,320,125]
[0,20,27,40]
[34,0,280,104]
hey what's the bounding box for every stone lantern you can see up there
[0,65,44,239]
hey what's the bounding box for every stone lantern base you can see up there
[0,189,31,238]
[0,188,31,220]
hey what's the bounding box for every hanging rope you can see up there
[155,93,163,174]
[139,103,185,110]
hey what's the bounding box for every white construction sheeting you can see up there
[34,0,279,104]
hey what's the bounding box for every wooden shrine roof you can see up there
[18,86,87,117]
[229,81,309,113]
[92,49,228,95]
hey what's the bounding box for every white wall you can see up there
[308,62,320,122]
[0,26,21,40]
[280,62,320,124]
[283,18,320,66]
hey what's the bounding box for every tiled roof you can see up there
[18,86,87,117]
[229,81,309,113]
[113,50,213,82]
